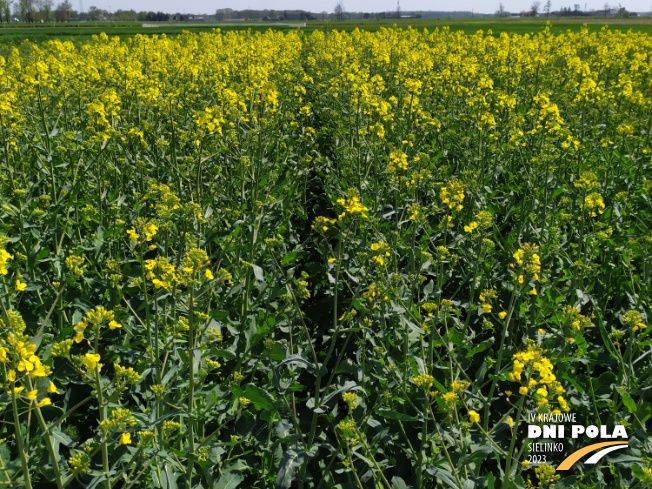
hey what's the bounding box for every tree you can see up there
[54,0,70,21]
[114,9,136,21]
[334,0,343,21]
[41,0,52,21]
[530,0,540,15]
[16,0,35,22]
[87,4,98,19]
[497,2,506,17]
[0,0,10,22]
[544,0,551,16]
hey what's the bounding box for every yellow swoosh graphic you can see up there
[557,441,628,471]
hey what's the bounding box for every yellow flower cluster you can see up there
[370,241,391,266]
[99,408,137,434]
[440,178,465,213]
[464,221,478,233]
[181,248,210,275]
[144,256,177,290]
[128,218,158,245]
[73,307,121,343]
[583,192,606,217]
[65,255,87,277]
[195,106,225,134]
[413,373,434,390]
[0,243,12,275]
[336,194,369,220]
[442,380,471,403]
[342,392,358,410]
[114,363,142,386]
[313,216,337,232]
[510,345,555,385]
[512,243,541,294]
[407,203,422,221]
[127,227,139,242]
[1,332,51,381]
[337,418,360,444]
[0,309,48,377]
[559,306,594,338]
[509,343,569,410]
[363,283,387,303]
[1,311,55,406]
[442,391,459,403]
[574,171,600,190]
[387,150,408,172]
[622,310,647,333]
[464,212,491,235]
[479,289,498,315]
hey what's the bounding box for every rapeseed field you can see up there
[0,26,650,488]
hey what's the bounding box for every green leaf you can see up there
[51,428,73,447]
[632,464,645,479]
[466,338,494,359]
[215,467,244,489]
[574,334,587,355]
[252,264,265,281]
[391,476,410,489]
[278,355,316,373]
[241,384,276,411]
[459,444,494,466]
[377,409,421,422]
[621,392,636,414]
[423,280,434,297]
[426,467,458,489]
[268,342,287,361]
[462,480,475,489]
[160,463,178,489]
[591,372,616,397]
[281,251,298,266]
[636,403,652,423]
[487,473,495,489]
[317,381,362,411]
[275,449,304,489]
[403,318,426,336]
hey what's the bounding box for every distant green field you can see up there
[1,17,652,43]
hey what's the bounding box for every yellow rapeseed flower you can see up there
[47,381,59,394]
[38,398,52,407]
[127,228,139,243]
[82,353,102,370]
[468,410,480,423]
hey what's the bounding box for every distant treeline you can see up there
[3,2,640,24]
[1,2,490,24]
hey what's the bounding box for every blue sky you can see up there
[86,0,650,16]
